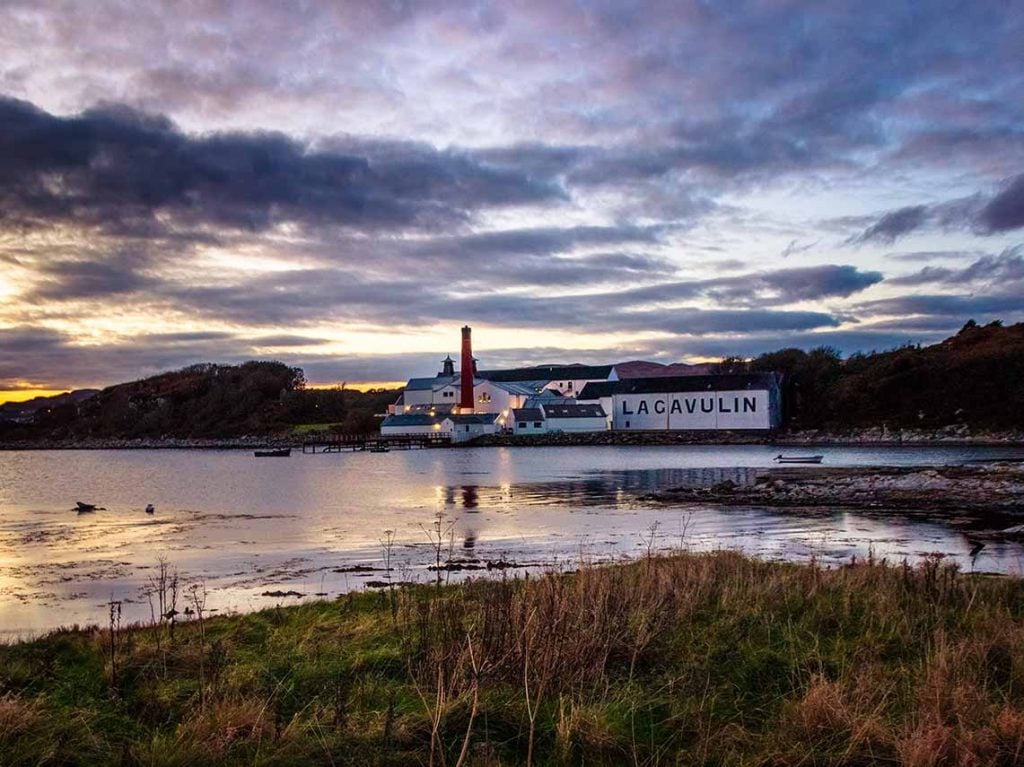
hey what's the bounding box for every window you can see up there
[567,381,573,391]
[478,392,491,403]
[625,420,630,428]
[518,421,527,428]
[534,421,542,428]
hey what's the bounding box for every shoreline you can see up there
[2,426,1024,450]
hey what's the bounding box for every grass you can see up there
[289,422,346,437]
[4,551,1024,765]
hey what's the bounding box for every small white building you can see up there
[510,408,546,435]
[444,413,502,443]
[509,403,607,435]
[379,412,449,437]
[539,402,608,432]
[380,411,501,443]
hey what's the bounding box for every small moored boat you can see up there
[254,448,291,458]
[774,454,823,464]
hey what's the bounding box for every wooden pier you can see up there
[301,432,452,453]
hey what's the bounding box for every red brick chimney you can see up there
[460,325,474,411]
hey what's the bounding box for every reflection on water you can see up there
[2,444,1024,637]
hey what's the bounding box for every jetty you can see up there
[301,432,451,454]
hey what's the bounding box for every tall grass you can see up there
[4,551,1024,765]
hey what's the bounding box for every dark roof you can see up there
[511,408,543,421]
[448,413,500,425]
[478,364,615,383]
[577,373,779,399]
[542,403,606,419]
[405,376,456,391]
[381,413,445,427]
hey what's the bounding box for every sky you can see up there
[1,0,1023,398]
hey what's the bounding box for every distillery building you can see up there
[381,326,782,438]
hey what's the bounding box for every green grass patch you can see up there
[4,552,1024,765]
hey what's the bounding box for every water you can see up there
[2,444,1023,638]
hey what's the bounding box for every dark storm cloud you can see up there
[888,247,1024,288]
[0,97,563,235]
[851,173,1024,243]
[29,252,157,300]
[978,173,1024,232]
[854,294,1024,319]
[851,206,929,244]
[154,261,879,332]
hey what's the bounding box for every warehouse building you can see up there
[577,373,782,431]
[509,402,608,435]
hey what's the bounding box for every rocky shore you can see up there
[468,426,1024,448]
[642,462,1024,516]
[2,426,1023,450]
[0,435,296,450]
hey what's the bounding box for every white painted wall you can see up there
[544,416,607,433]
[443,419,499,443]
[611,390,771,430]
[511,415,546,435]
[380,422,448,437]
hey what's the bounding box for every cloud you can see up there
[851,173,1024,243]
[851,206,929,244]
[978,173,1024,232]
[888,247,1024,288]
[0,97,564,236]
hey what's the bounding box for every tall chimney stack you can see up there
[460,325,475,412]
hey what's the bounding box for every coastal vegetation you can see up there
[720,320,1024,431]
[4,551,1024,765]
[0,362,397,441]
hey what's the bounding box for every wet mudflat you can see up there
[2,444,1024,637]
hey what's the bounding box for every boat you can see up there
[369,445,390,453]
[75,501,105,512]
[774,454,823,464]
[254,448,291,458]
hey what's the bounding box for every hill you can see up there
[0,362,398,441]
[737,320,1024,431]
[613,360,715,378]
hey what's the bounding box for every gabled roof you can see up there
[478,364,615,383]
[485,379,545,396]
[446,413,501,425]
[511,408,543,421]
[541,403,606,419]
[404,375,458,391]
[577,373,780,399]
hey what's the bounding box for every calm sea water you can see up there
[2,444,1023,637]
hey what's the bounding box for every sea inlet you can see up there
[2,444,1023,638]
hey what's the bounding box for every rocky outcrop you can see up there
[644,463,1024,513]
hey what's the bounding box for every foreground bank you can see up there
[3,552,1024,765]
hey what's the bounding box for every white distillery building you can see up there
[577,373,782,431]
[510,402,608,434]
[379,412,502,443]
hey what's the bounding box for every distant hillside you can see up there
[0,362,398,441]
[0,389,99,423]
[736,321,1024,431]
[614,360,715,378]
